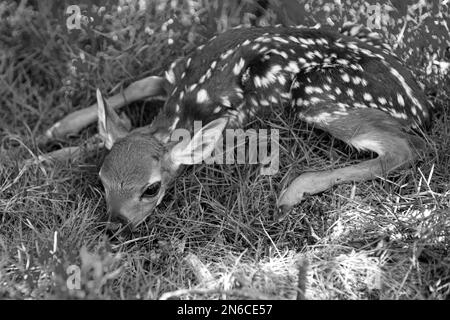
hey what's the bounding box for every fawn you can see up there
[94,24,431,231]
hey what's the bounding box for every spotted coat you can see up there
[150,25,431,137]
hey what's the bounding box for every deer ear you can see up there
[97,89,130,149]
[169,117,227,166]
[240,50,287,90]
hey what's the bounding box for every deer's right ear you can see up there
[97,89,130,149]
[169,117,228,167]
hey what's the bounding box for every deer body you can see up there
[97,25,431,230]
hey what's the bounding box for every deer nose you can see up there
[111,213,129,225]
[106,210,131,232]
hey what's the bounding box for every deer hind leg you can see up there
[277,107,426,212]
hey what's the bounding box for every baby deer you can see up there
[95,24,431,231]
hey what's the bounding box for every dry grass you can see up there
[0,0,449,300]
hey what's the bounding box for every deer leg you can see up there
[45,76,165,139]
[277,108,426,213]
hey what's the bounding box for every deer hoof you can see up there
[277,172,325,212]
[277,186,305,217]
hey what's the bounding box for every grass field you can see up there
[0,0,449,299]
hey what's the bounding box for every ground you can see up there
[0,0,449,299]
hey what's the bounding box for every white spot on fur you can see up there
[305,86,323,94]
[285,61,300,73]
[378,97,387,105]
[273,36,288,44]
[350,135,385,154]
[397,93,405,106]
[233,58,245,75]
[346,88,354,97]
[388,64,423,111]
[221,96,231,107]
[196,89,210,103]
[341,73,350,82]
[298,57,307,65]
[353,102,367,109]
[288,36,299,43]
[221,49,234,60]
[165,69,175,84]
[305,52,315,59]
[303,112,335,124]
[257,65,283,88]
[170,117,180,132]
[277,75,286,86]
[390,109,408,120]
[363,93,373,101]
[254,76,262,88]
[258,46,269,54]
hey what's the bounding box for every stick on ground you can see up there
[45,76,165,140]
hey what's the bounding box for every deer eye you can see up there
[141,181,161,199]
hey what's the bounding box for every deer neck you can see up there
[146,103,206,144]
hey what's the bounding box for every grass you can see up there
[0,0,449,299]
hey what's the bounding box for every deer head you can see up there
[96,89,227,231]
